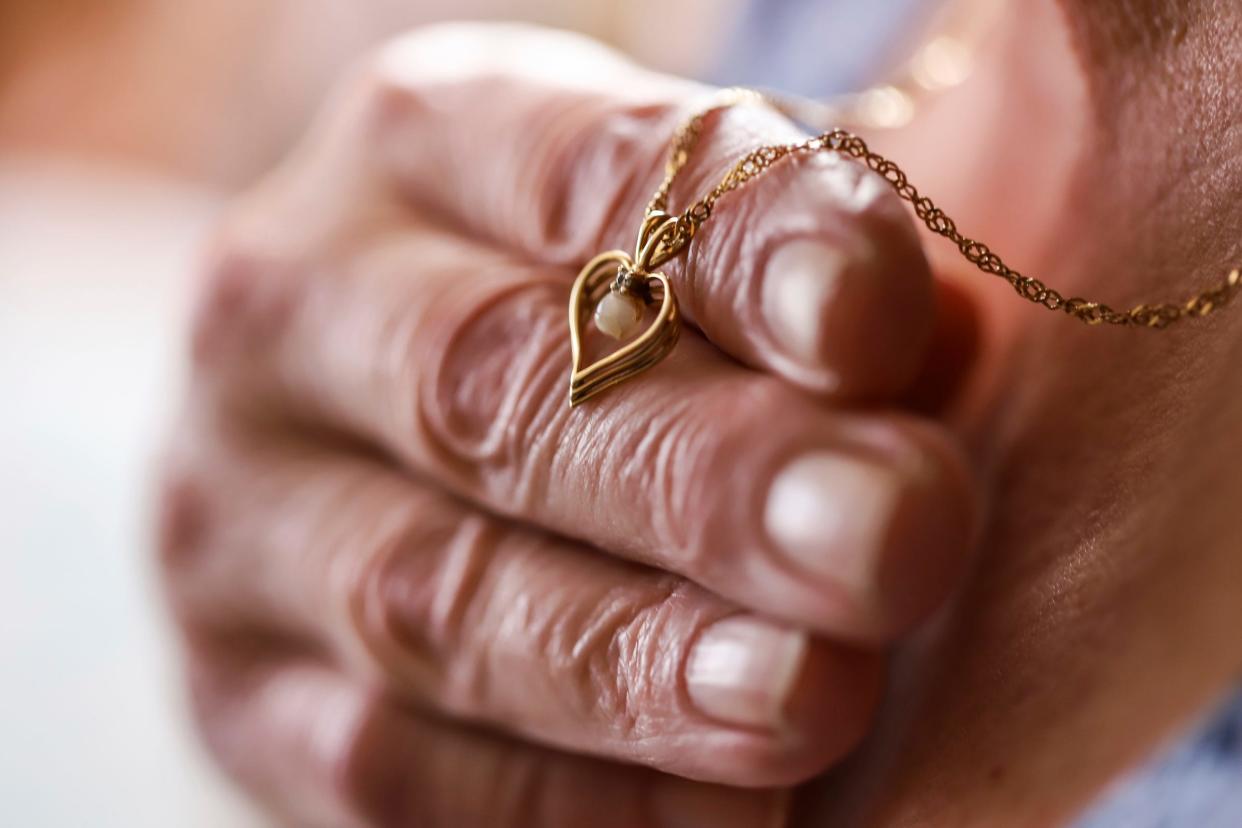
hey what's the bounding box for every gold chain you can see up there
[646,90,1240,329]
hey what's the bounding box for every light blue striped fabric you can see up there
[1074,692,1242,828]
[716,3,1242,824]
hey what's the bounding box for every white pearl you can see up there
[594,290,644,339]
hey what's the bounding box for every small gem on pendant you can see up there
[594,289,644,339]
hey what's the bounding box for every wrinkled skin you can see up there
[160,23,979,828]
[157,2,1242,826]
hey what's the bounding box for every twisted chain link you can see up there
[646,90,1240,329]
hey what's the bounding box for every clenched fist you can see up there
[158,23,977,828]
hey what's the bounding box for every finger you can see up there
[902,278,981,414]
[189,656,792,828]
[367,23,936,397]
[195,226,978,641]
[162,438,882,786]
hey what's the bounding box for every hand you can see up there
[157,23,978,828]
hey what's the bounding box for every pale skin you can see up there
[7,0,1238,825]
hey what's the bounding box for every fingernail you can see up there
[651,779,791,828]
[762,238,848,362]
[764,452,899,597]
[684,616,807,730]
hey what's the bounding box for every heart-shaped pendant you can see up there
[567,250,680,406]
[566,212,689,407]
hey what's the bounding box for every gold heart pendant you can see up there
[566,213,689,407]
[567,250,680,407]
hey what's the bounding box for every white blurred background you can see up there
[0,2,735,824]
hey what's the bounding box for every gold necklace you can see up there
[566,89,1241,407]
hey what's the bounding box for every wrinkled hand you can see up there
[157,23,978,828]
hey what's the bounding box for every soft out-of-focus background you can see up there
[0,3,735,825]
[1,1,951,824]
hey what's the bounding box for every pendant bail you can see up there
[633,211,689,273]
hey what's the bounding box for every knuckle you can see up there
[190,229,302,370]
[341,503,493,700]
[327,695,418,827]
[182,655,232,756]
[557,577,685,740]
[432,737,561,828]
[553,100,681,255]
[182,653,284,805]
[153,442,217,586]
[485,750,570,828]
[642,379,783,573]
[353,42,429,142]
[805,149,901,220]
[362,25,678,259]
[647,403,726,561]
[778,150,917,247]
[339,510,439,683]
[413,276,570,511]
